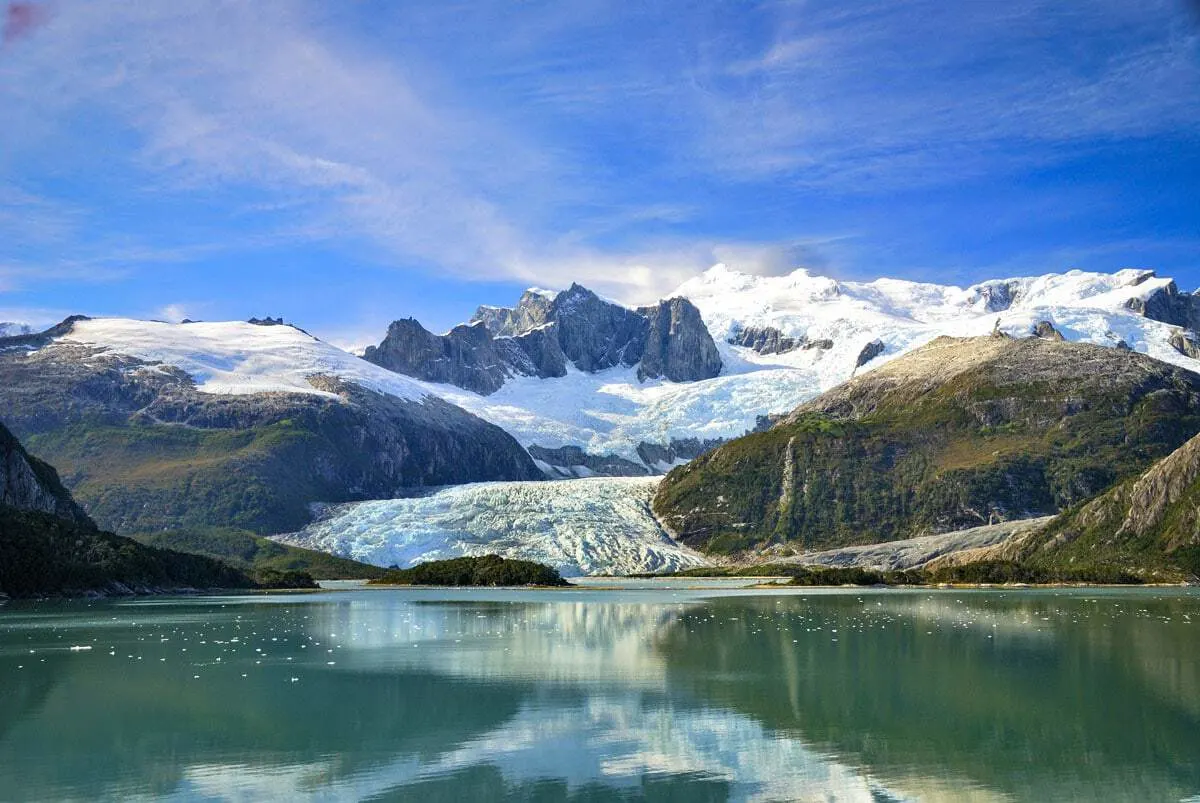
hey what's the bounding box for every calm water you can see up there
[2,584,1199,802]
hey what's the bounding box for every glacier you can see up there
[276,477,708,576]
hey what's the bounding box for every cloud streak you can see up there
[0,0,1197,309]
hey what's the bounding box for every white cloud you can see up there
[0,0,1196,306]
[157,304,190,323]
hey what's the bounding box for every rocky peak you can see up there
[363,318,512,395]
[1125,280,1200,332]
[0,315,91,351]
[637,297,722,382]
[969,280,1025,313]
[854,339,886,368]
[472,289,554,337]
[549,284,648,372]
[1169,328,1200,359]
[372,283,723,393]
[1031,320,1065,341]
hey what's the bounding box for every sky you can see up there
[1,0,1198,347]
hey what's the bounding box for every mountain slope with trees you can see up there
[0,421,260,597]
[654,335,1200,556]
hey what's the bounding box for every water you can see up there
[1,585,1198,802]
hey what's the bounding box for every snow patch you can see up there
[56,318,433,402]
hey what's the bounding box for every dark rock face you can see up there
[969,280,1025,313]
[0,334,542,535]
[1125,280,1200,331]
[527,445,649,477]
[728,325,801,355]
[509,325,568,378]
[1169,329,1200,359]
[637,298,722,382]
[363,319,511,395]
[636,437,725,469]
[550,284,648,372]
[1032,320,1065,341]
[0,421,91,526]
[855,339,886,368]
[376,284,723,393]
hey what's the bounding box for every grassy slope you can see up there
[131,528,387,580]
[24,421,338,535]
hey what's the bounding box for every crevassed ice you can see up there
[278,477,707,577]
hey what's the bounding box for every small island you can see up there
[367,554,570,587]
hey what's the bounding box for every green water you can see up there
[1,585,1198,802]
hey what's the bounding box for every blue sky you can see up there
[1,0,1198,346]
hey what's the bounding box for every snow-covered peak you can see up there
[673,264,1180,340]
[54,318,433,402]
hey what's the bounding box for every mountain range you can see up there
[4,264,1200,579]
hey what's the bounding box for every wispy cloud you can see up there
[0,0,1197,311]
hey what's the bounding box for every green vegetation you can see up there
[130,527,386,580]
[642,560,1149,586]
[656,338,1200,556]
[923,561,1144,585]
[24,420,344,535]
[367,555,570,587]
[0,504,258,597]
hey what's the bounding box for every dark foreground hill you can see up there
[367,555,569,587]
[654,335,1200,556]
[131,527,387,580]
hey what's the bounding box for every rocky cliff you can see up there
[1,421,90,526]
[653,335,1200,555]
[637,297,723,382]
[367,284,722,396]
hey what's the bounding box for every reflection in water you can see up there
[0,588,1198,801]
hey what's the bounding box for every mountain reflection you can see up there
[1,589,1198,801]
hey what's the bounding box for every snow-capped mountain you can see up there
[366,265,1200,476]
[0,316,541,535]
[6,264,1200,576]
[58,317,436,401]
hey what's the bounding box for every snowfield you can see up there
[277,477,708,576]
[58,318,432,402]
